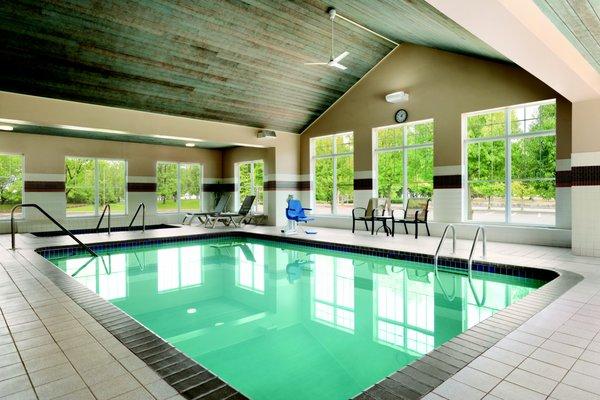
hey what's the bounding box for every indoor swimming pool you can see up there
[44,236,547,400]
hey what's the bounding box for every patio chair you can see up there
[206,195,256,228]
[182,194,230,225]
[392,198,431,239]
[351,197,389,233]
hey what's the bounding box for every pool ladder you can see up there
[95,204,111,235]
[128,203,146,233]
[434,224,487,305]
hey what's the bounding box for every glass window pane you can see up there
[510,180,555,225]
[407,147,433,199]
[511,136,556,180]
[510,103,556,135]
[156,162,178,213]
[315,136,334,156]
[314,158,333,214]
[467,182,506,222]
[336,155,354,215]
[66,158,95,216]
[180,163,202,212]
[238,163,252,205]
[467,141,505,181]
[0,154,23,218]
[467,111,505,138]
[253,161,264,213]
[335,132,353,153]
[406,122,434,145]
[377,127,403,149]
[98,160,126,215]
[377,151,403,206]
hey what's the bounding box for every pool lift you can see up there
[281,197,316,235]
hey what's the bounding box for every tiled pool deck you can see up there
[1,224,600,400]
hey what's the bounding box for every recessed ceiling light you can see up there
[0,125,14,131]
[185,143,195,147]
[186,308,197,314]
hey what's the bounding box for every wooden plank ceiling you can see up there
[535,0,600,75]
[0,0,505,133]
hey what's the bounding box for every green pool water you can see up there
[47,237,544,400]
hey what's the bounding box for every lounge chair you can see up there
[283,199,314,235]
[392,198,431,239]
[206,195,256,228]
[182,194,230,225]
[351,197,389,233]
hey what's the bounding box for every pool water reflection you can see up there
[48,238,543,400]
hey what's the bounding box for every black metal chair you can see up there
[351,198,388,233]
[392,198,431,239]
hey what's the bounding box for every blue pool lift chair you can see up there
[283,199,314,235]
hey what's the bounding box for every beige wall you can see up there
[222,147,272,179]
[0,132,222,178]
[301,43,570,172]
[572,98,600,154]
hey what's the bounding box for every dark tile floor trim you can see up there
[30,231,583,400]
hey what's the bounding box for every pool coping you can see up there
[30,231,583,400]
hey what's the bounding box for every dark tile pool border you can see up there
[31,231,582,400]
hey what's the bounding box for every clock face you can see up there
[395,109,408,123]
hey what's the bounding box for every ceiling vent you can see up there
[257,129,277,139]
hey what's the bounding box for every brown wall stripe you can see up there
[127,182,157,192]
[24,181,65,192]
[203,183,235,192]
[354,178,373,191]
[572,166,600,186]
[556,170,572,188]
[433,175,462,189]
[264,181,304,190]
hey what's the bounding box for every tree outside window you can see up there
[65,157,126,216]
[374,120,434,210]
[311,132,354,215]
[464,100,556,225]
[0,154,23,218]
[236,160,264,213]
[156,162,202,213]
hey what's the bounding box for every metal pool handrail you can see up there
[128,203,145,232]
[434,224,456,274]
[11,204,98,257]
[95,204,111,234]
[467,226,486,280]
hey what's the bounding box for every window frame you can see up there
[309,131,354,216]
[65,156,128,217]
[156,161,203,214]
[0,152,24,220]
[373,119,434,206]
[234,159,264,213]
[462,99,556,226]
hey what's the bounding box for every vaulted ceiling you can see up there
[534,0,600,74]
[0,0,505,133]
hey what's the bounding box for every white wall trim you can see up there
[128,176,156,184]
[23,173,65,181]
[572,152,600,167]
[556,158,571,171]
[433,165,461,176]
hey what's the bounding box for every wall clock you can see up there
[395,109,408,123]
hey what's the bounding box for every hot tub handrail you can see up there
[128,203,145,233]
[434,224,456,274]
[95,204,111,235]
[11,204,98,257]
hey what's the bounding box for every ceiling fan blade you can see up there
[332,51,349,63]
[304,62,328,66]
[330,62,347,70]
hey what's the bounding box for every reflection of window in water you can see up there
[312,255,355,332]
[374,267,434,354]
[236,244,264,293]
[157,246,202,292]
[66,254,127,300]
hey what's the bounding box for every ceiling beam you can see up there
[424,0,600,102]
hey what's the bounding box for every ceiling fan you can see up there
[304,8,349,71]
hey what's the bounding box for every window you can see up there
[310,132,354,215]
[65,157,126,216]
[236,243,265,293]
[464,100,556,225]
[156,162,203,213]
[0,154,23,218]
[374,120,434,210]
[312,255,355,332]
[236,160,264,213]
